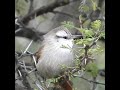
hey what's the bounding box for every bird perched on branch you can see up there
[35,26,82,90]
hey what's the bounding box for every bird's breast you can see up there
[36,44,74,78]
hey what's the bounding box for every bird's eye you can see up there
[63,36,68,39]
[56,35,68,39]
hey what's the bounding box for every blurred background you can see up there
[15,0,105,90]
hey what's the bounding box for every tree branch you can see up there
[80,77,105,85]
[20,0,79,24]
[15,27,45,41]
[28,0,34,14]
[52,11,78,20]
[92,77,97,90]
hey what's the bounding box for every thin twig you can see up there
[28,68,37,74]
[92,77,97,90]
[35,81,45,90]
[28,0,34,14]
[15,28,22,34]
[20,65,33,70]
[17,40,33,60]
[73,75,105,85]
[18,69,22,77]
[32,55,37,66]
[23,40,33,54]
[23,60,27,72]
[26,51,34,55]
[81,77,105,85]
[79,15,83,28]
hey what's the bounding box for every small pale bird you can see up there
[35,26,82,90]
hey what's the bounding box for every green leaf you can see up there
[88,44,104,55]
[86,62,98,77]
[91,20,101,30]
[100,32,105,39]
[83,19,91,28]
[84,30,94,37]
[75,39,83,45]
[82,39,91,45]
[61,21,74,29]
[91,0,97,11]
[86,38,93,42]
[79,28,94,38]
[80,5,89,12]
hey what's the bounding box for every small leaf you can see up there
[75,40,83,45]
[91,0,97,11]
[86,38,93,42]
[100,32,105,39]
[61,21,74,29]
[84,30,94,37]
[86,62,98,77]
[81,5,89,12]
[91,20,101,30]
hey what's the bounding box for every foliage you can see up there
[15,0,105,90]
[86,62,98,77]
[15,0,29,16]
[61,18,105,78]
[91,20,101,30]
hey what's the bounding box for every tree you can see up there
[15,0,105,90]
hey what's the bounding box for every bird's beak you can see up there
[71,35,83,39]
